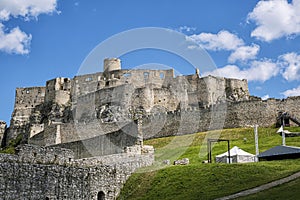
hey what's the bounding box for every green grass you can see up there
[118,127,300,200]
[238,177,300,200]
[144,127,300,165]
[0,133,23,154]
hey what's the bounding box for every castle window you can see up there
[160,72,165,79]
[124,73,131,78]
[97,191,105,200]
[85,77,93,82]
[144,72,149,80]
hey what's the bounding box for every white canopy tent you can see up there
[216,146,255,163]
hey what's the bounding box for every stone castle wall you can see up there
[140,97,300,139]
[0,144,154,200]
[0,121,6,146]
[0,58,283,151]
[50,122,140,159]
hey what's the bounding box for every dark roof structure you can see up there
[258,145,300,161]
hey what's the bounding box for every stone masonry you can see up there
[0,144,154,200]
[1,58,251,149]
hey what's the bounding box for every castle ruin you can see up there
[1,58,300,199]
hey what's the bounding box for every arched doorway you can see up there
[97,191,105,200]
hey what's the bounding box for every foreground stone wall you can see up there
[0,145,154,200]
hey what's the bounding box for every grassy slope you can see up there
[238,177,300,200]
[118,127,300,200]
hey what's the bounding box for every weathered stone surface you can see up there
[2,58,252,148]
[174,158,189,165]
[0,144,154,200]
[0,120,6,147]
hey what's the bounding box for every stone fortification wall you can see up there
[0,57,261,149]
[14,87,46,110]
[51,122,139,159]
[45,77,71,105]
[0,121,7,147]
[71,72,103,101]
[0,144,154,200]
[3,87,45,146]
[141,97,300,139]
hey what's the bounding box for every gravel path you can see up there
[215,171,300,200]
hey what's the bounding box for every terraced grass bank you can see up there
[118,127,300,200]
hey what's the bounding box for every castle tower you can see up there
[104,58,121,72]
[45,77,71,105]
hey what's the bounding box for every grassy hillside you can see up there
[118,127,300,200]
[239,177,300,200]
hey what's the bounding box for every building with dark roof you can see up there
[258,145,300,161]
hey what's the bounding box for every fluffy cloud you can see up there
[0,0,58,21]
[282,86,300,97]
[0,23,32,54]
[280,52,300,81]
[187,30,244,51]
[228,44,260,63]
[0,0,58,54]
[248,0,300,42]
[203,60,279,82]
[186,30,260,63]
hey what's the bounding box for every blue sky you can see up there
[1,0,300,124]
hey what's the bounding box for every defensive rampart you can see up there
[0,144,154,200]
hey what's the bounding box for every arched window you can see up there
[97,191,105,200]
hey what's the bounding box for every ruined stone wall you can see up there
[141,97,300,139]
[4,87,45,146]
[0,121,6,146]
[71,72,103,101]
[45,77,71,105]
[225,78,249,101]
[14,87,46,110]
[52,122,139,159]
[0,144,154,200]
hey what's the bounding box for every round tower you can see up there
[104,58,121,72]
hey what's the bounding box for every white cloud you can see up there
[282,86,300,97]
[261,95,270,100]
[279,52,300,81]
[0,0,59,21]
[203,60,279,82]
[228,44,260,63]
[186,30,260,63]
[0,23,32,54]
[248,0,300,42]
[0,0,58,54]
[187,30,244,51]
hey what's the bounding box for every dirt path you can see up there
[215,171,300,200]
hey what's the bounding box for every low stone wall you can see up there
[0,144,154,200]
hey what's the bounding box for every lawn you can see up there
[118,127,300,200]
